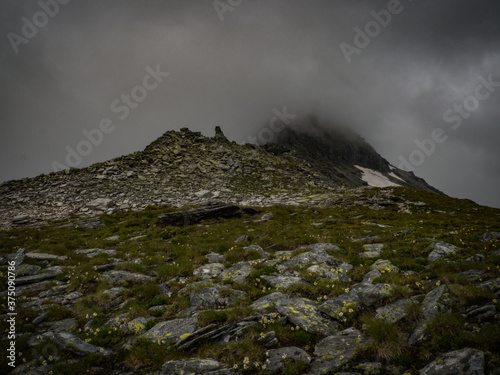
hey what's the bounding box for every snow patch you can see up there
[354,165,401,188]
[388,172,405,182]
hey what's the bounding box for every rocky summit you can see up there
[0,120,499,375]
[0,117,439,232]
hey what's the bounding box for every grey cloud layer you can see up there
[1,0,499,207]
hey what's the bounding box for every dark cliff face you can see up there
[263,116,443,194]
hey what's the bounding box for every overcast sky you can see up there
[1,0,499,208]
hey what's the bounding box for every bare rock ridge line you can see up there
[0,119,441,230]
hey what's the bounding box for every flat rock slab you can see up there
[276,297,338,335]
[157,204,242,227]
[205,252,225,263]
[251,292,290,313]
[15,264,41,277]
[142,317,198,343]
[26,252,68,261]
[310,328,369,375]
[427,242,458,261]
[190,287,245,309]
[16,269,63,286]
[375,298,414,323]
[54,331,113,356]
[219,262,253,283]
[352,283,395,306]
[193,263,225,280]
[306,259,352,282]
[266,347,311,372]
[320,290,361,320]
[480,232,500,242]
[101,270,154,285]
[409,285,447,345]
[278,245,338,270]
[261,275,308,289]
[370,259,399,273]
[161,358,225,375]
[74,248,117,257]
[419,348,484,375]
[360,243,384,258]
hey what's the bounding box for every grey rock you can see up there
[190,287,245,309]
[244,245,270,259]
[235,234,249,243]
[478,278,500,294]
[16,268,63,286]
[409,285,447,345]
[142,317,198,343]
[362,269,382,284]
[276,297,338,335]
[206,252,225,263]
[161,358,224,375]
[101,270,154,285]
[375,298,414,323]
[297,243,340,252]
[127,317,156,334]
[25,252,68,261]
[53,331,113,356]
[13,215,29,224]
[193,263,225,280]
[464,254,486,262]
[6,248,25,266]
[360,243,384,258]
[460,270,487,282]
[466,303,496,320]
[428,242,457,261]
[480,232,500,242]
[74,248,117,257]
[15,264,41,277]
[251,292,290,312]
[310,328,369,375]
[219,262,253,283]
[306,259,352,282]
[370,259,399,273]
[87,198,115,210]
[353,283,395,306]
[320,290,361,320]
[261,275,308,289]
[265,347,311,372]
[194,190,213,198]
[419,348,484,375]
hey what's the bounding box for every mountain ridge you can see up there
[1,119,441,230]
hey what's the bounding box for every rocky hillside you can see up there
[0,121,439,231]
[0,186,499,374]
[1,121,499,374]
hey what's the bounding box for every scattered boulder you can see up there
[480,232,500,242]
[141,317,198,343]
[310,328,369,375]
[219,262,253,283]
[54,331,113,356]
[261,275,308,289]
[265,347,311,372]
[86,198,115,210]
[427,242,457,261]
[161,358,226,375]
[419,348,484,375]
[190,286,245,309]
[375,298,414,323]
[276,297,338,335]
[360,243,384,258]
[193,263,225,280]
[158,204,242,227]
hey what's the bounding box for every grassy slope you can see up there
[1,187,499,374]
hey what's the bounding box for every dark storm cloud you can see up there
[1,0,499,207]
